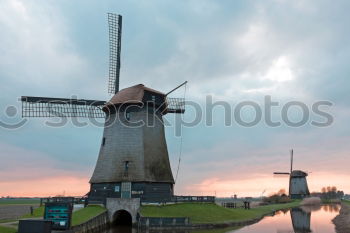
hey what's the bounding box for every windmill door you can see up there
[121,182,131,198]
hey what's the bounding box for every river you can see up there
[106,204,340,233]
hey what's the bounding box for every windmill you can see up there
[20,13,186,203]
[273,149,310,199]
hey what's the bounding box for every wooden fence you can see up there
[173,196,215,203]
[40,197,86,206]
[141,195,216,204]
[138,217,190,229]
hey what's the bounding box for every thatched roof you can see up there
[291,170,308,177]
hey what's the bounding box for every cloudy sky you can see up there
[1,0,350,197]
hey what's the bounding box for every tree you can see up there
[277,189,286,196]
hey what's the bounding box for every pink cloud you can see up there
[0,143,90,196]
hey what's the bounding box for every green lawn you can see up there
[0,199,40,205]
[0,205,106,232]
[71,205,107,226]
[21,205,107,226]
[0,219,16,224]
[0,226,17,233]
[140,202,300,224]
[343,200,350,205]
[0,206,44,224]
[21,206,44,218]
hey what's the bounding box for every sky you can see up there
[0,0,350,197]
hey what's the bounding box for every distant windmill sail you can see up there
[108,13,122,94]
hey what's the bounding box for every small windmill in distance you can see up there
[274,149,310,199]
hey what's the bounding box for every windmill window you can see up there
[124,161,129,172]
[151,95,155,101]
[102,137,106,146]
[126,112,131,121]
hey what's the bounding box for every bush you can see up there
[263,194,291,204]
[301,197,321,206]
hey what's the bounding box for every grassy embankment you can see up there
[0,226,17,233]
[21,206,45,218]
[71,205,106,226]
[20,205,106,226]
[0,205,106,233]
[141,201,300,224]
[343,200,350,205]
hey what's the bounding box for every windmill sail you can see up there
[165,81,187,114]
[273,172,290,175]
[108,13,122,94]
[166,98,185,114]
[21,96,105,118]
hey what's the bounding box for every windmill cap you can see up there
[104,84,165,108]
[291,170,308,177]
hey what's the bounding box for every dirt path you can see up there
[333,202,350,233]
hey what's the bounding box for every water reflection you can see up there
[290,208,311,232]
[107,226,133,233]
[322,205,340,213]
[106,205,340,233]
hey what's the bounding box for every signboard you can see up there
[44,202,73,230]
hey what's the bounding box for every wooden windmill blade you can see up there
[273,172,291,178]
[273,172,290,175]
[21,96,106,118]
[107,13,122,94]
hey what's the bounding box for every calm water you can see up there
[106,205,340,233]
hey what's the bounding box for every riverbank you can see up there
[0,205,106,233]
[141,201,300,228]
[333,200,350,233]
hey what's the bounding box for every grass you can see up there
[0,206,44,225]
[71,205,107,226]
[140,201,300,224]
[0,205,105,232]
[0,205,105,225]
[0,226,17,233]
[0,219,16,224]
[20,206,44,218]
[0,199,40,205]
[343,200,350,205]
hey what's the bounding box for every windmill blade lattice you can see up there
[21,96,106,118]
[108,13,122,94]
